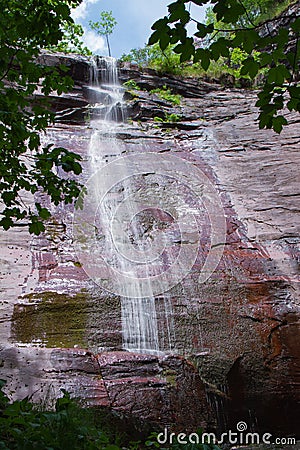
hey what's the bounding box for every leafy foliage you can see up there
[154,113,181,122]
[48,22,92,56]
[121,46,154,66]
[223,47,268,80]
[89,11,117,57]
[0,0,85,234]
[0,381,221,449]
[150,85,182,105]
[0,383,119,449]
[148,0,300,133]
[120,43,229,80]
[123,79,140,90]
[120,43,183,74]
[205,0,292,28]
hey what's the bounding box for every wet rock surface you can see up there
[1,346,211,431]
[0,54,299,437]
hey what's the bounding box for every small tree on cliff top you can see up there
[89,11,117,57]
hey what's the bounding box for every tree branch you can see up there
[189,11,299,34]
[292,32,299,82]
[236,0,256,28]
[0,50,18,82]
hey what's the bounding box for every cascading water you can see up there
[88,57,125,122]
[86,56,163,354]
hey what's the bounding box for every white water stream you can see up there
[87,57,164,354]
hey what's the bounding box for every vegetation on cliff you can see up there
[147,0,299,134]
[123,0,299,134]
[0,381,221,449]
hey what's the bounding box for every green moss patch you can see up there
[11,292,89,348]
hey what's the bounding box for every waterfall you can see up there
[87,57,125,122]
[86,56,162,354]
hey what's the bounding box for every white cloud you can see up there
[83,29,106,54]
[71,0,106,54]
[71,0,99,21]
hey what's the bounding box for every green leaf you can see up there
[56,3,70,20]
[0,217,14,230]
[195,24,209,39]
[148,30,160,45]
[72,162,82,175]
[291,17,300,32]
[2,192,16,206]
[151,17,168,30]
[213,0,244,23]
[287,98,300,111]
[180,10,190,25]
[213,1,227,22]
[75,189,87,211]
[38,208,51,220]
[259,103,276,114]
[175,38,195,62]
[228,3,245,22]
[240,58,259,79]
[210,37,230,60]
[29,221,45,235]
[276,27,289,47]
[272,115,288,134]
[232,30,246,47]
[259,52,273,67]
[194,48,210,70]
[258,113,273,129]
[288,86,300,98]
[286,51,296,67]
[267,65,290,85]
[159,33,170,51]
[242,31,259,54]
[168,1,186,22]
[174,22,187,41]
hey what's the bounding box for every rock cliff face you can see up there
[0,52,299,438]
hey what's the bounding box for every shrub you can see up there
[150,86,181,106]
[0,381,221,449]
[154,113,181,123]
[120,43,183,75]
[0,381,119,449]
[123,79,140,90]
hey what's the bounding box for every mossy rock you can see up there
[11,292,89,348]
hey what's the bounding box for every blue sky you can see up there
[71,0,208,58]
